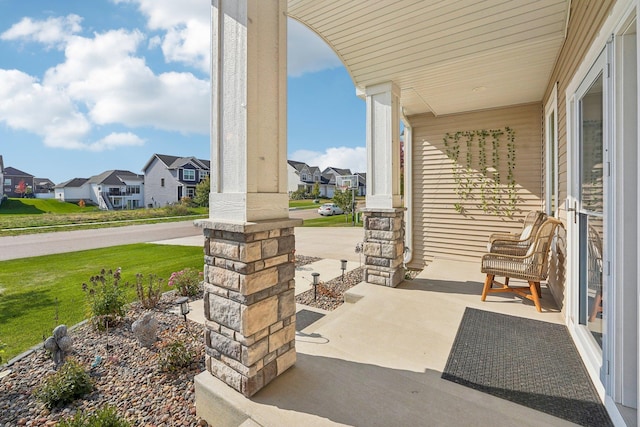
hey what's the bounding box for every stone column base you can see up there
[361,208,405,288]
[195,218,302,397]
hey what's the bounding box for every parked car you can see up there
[318,203,344,216]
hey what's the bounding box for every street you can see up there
[0,209,323,261]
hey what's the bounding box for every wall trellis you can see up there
[443,127,517,216]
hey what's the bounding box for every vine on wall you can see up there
[443,127,517,216]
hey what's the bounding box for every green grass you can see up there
[0,244,204,361]
[0,199,208,236]
[288,199,328,210]
[0,198,99,215]
[303,214,363,227]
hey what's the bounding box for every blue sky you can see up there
[0,0,366,184]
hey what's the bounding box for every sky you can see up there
[0,0,366,184]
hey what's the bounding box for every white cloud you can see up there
[87,132,145,152]
[287,19,342,77]
[113,0,210,72]
[0,14,82,48]
[290,146,366,173]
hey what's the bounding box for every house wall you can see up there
[55,185,90,202]
[541,0,616,308]
[287,165,300,194]
[408,102,543,268]
[144,157,180,207]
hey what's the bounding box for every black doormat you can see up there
[442,308,612,427]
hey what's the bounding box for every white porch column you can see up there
[210,0,288,222]
[365,82,402,209]
[362,82,405,288]
[196,0,301,407]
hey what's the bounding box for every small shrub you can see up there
[168,268,202,297]
[158,340,194,372]
[59,405,131,427]
[34,359,93,409]
[82,268,127,330]
[134,273,163,309]
[0,338,6,364]
[78,199,86,208]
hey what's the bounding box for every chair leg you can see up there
[529,281,541,312]
[481,274,494,301]
[535,282,541,298]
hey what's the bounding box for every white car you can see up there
[317,203,344,216]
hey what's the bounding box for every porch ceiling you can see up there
[287,0,570,116]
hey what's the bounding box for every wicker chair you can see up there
[488,211,547,256]
[481,218,562,312]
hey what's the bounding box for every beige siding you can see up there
[408,103,543,268]
[541,0,615,307]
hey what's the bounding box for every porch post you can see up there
[196,0,300,402]
[362,82,405,287]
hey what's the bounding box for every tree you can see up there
[311,182,321,200]
[15,180,28,198]
[193,176,210,207]
[332,188,353,216]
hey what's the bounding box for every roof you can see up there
[87,170,143,186]
[55,178,89,188]
[287,160,307,172]
[3,166,34,177]
[144,153,210,172]
[288,0,569,116]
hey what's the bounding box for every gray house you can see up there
[143,154,210,207]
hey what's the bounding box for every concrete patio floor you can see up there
[193,252,576,426]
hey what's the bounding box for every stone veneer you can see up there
[362,208,405,288]
[196,218,302,397]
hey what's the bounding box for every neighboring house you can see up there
[143,154,210,207]
[321,166,353,198]
[33,178,55,199]
[287,160,326,196]
[2,166,34,198]
[54,178,89,202]
[55,170,144,210]
[200,2,640,419]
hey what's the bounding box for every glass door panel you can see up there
[577,60,605,350]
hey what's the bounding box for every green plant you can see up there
[82,268,127,329]
[158,340,194,372]
[59,405,131,427]
[0,338,6,364]
[193,176,210,207]
[163,203,191,216]
[134,273,163,309]
[168,268,202,297]
[34,359,93,409]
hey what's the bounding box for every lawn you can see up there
[0,198,99,215]
[0,243,204,361]
[303,213,363,227]
[288,199,328,210]
[0,198,208,236]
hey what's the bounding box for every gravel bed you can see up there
[0,296,207,427]
[293,254,321,267]
[295,267,363,311]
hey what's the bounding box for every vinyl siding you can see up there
[542,0,615,308]
[408,103,543,268]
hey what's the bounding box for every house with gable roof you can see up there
[143,154,210,207]
[54,170,143,210]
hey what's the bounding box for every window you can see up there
[183,169,196,181]
[161,178,165,187]
[301,173,309,181]
[4,178,11,186]
[186,187,195,198]
[127,185,140,194]
[200,170,209,180]
[545,83,559,216]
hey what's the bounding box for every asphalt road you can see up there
[0,209,323,262]
[0,220,202,261]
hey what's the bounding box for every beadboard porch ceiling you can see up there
[287,0,570,116]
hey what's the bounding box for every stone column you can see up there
[198,219,299,397]
[362,209,405,287]
[197,0,298,400]
[362,82,405,287]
